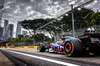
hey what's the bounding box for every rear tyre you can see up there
[82,48,89,56]
[39,44,46,52]
[64,39,82,57]
[90,47,100,55]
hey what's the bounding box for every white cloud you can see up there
[85,1,97,8]
[6,1,12,5]
[7,14,12,16]
[13,6,20,14]
[1,0,99,37]
[5,6,10,9]
[31,0,35,2]
[54,2,58,4]
[27,17,33,20]
[27,11,34,16]
[2,0,99,27]
[26,6,32,11]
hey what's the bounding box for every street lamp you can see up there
[37,0,98,37]
[65,14,68,16]
[71,4,75,37]
[68,0,98,37]
[68,1,75,37]
[78,8,81,10]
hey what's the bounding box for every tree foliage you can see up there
[61,8,94,30]
[91,12,100,25]
[20,19,53,35]
[33,33,51,42]
[7,35,33,43]
[84,12,94,26]
[84,12,100,26]
[19,7,96,41]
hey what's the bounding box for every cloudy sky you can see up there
[1,0,99,22]
[0,0,100,37]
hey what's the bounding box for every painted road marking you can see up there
[3,49,79,66]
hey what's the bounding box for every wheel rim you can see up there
[65,43,71,52]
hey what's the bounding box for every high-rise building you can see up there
[16,21,21,37]
[8,24,14,37]
[22,31,27,36]
[0,0,5,27]
[3,20,8,37]
[5,26,10,39]
[0,27,3,38]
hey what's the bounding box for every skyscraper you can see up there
[8,24,14,37]
[16,21,21,37]
[22,31,27,36]
[0,0,5,27]
[0,27,3,38]
[3,20,8,37]
[5,26,10,39]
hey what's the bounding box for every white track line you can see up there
[3,49,79,66]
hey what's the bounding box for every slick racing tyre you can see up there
[64,39,82,57]
[39,44,46,52]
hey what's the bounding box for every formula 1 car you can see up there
[39,30,100,57]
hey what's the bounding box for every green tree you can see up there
[18,35,24,42]
[20,19,48,35]
[61,8,94,30]
[33,33,51,42]
[19,8,94,41]
[84,12,100,26]
[20,18,54,41]
[91,12,100,25]
[25,38,34,42]
[84,12,94,26]
[8,37,16,43]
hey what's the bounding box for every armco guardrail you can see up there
[0,46,39,49]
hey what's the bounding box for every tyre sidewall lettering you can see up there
[64,40,74,56]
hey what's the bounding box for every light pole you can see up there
[69,0,98,37]
[71,4,75,37]
[37,0,98,38]
[43,29,45,43]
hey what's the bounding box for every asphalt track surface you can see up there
[1,48,100,66]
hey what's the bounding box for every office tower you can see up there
[8,24,14,37]
[5,26,10,39]
[0,0,5,27]
[3,20,8,36]
[16,21,21,37]
[22,31,27,36]
[0,27,3,38]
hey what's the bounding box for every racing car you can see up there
[39,30,100,57]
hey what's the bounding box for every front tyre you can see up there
[64,39,82,57]
[39,44,46,52]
